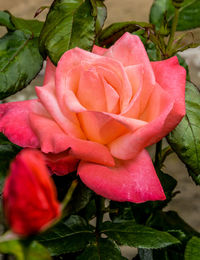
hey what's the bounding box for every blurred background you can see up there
[0,0,200,258]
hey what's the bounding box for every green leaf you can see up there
[156,171,177,203]
[167,81,200,185]
[0,11,15,30]
[37,215,94,256]
[0,232,24,260]
[145,42,158,62]
[39,0,96,65]
[0,133,21,190]
[101,221,180,249]
[67,182,93,214]
[109,201,135,223]
[0,233,52,260]
[26,241,51,260]
[185,236,200,260]
[147,211,200,243]
[90,0,107,35]
[137,247,184,260]
[98,21,151,47]
[0,133,21,159]
[0,30,43,99]
[149,0,173,31]
[0,11,44,37]
[77,238,125,260]
[150,0,200,31]
[79,198,96,221]
[10,15,44,37]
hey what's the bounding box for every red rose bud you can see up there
[3,149,61,236]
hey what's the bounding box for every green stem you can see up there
[61,179,78,211]
[21,239,32,260]
[166,7,179,55]
[154,140,162,170]
[95,196,105,235]
[40,180,78,232]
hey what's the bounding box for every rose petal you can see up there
[44,152,79,176]
[78,110,147,144]
[125,64,144,96]
[43,57,56,85]
[122,64,144,118]
[103,79,120,113]
[109,85,174,160]
[29,113,115,166]
[36,84,85,139]
[78,149,166,203]
[56,47,132,112]
[105,33,156,113]
[0,100,39,148]
[77,68,107,111]
[151,56,186,129]
[78,111,128,144]
[105,32,155,86]
[92,45,107,55]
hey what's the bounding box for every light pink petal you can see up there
[43,57,56,85]
[56,48,132,113]
[0,100,39,148]
[105,33,156,113]
[29,113,114,166]
[78,149,166,203]
[122,64,144,118]
[95,65,132,112]
[125,64,144,96]
[103,80,120,113]
[77,68,106,111]
[92,45,107,56]
[36,84,85,139]
[105,32,155,87]
[56,66,87,114]
[109,85,174,160]
[78,111,147,144]
[151,56,186,129]
[78,111,128,144]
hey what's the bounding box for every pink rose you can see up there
[0,33,186,203]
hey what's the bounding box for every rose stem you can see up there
[154,139,163,170]
[61,179,78,211]
[166,7,179,55]
[95,195,105,237]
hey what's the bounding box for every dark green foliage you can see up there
[0,30,43,99]
[185,236,200,260]
[100,221,179,249]
[0,133,21,190]
[39,0,99,64]
[0,11,43,99]
[150,0,200,31]
[167,82,200,185]
[77,238,126,260]
[98,21,151,47]
[37,215,94,256]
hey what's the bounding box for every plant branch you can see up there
[166,7,179,55]
[61,179,78,211]
[95,195,105,235]
[154,140,163,170]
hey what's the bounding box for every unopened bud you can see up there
[3,149,61,236]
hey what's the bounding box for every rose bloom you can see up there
[0,33,186,203]
[3,149,61,236]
